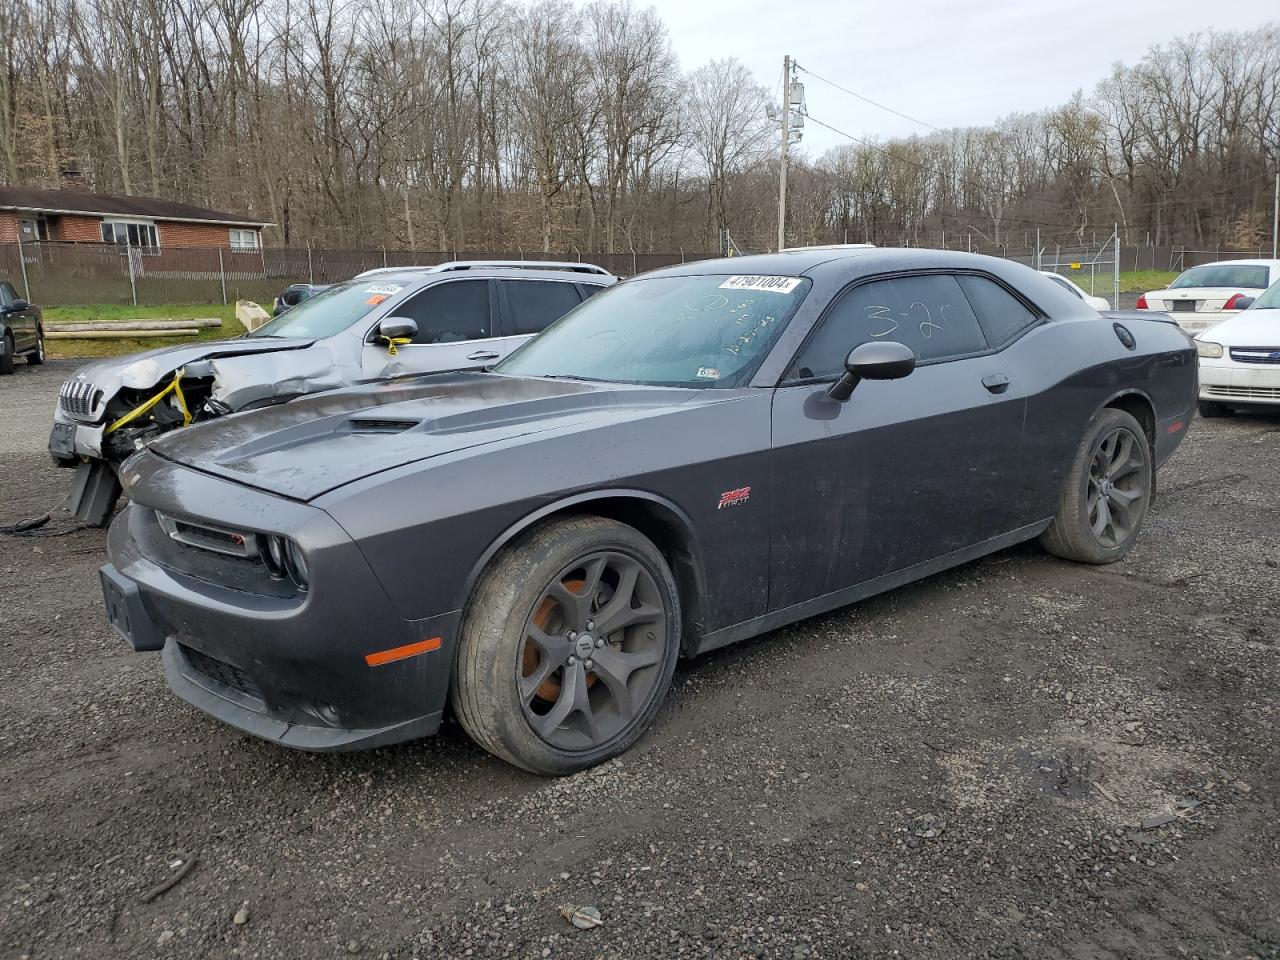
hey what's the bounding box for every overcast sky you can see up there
[646,0,1277,157]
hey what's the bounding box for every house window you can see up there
[19,218,49,242]
[101,220,159,252]
[229,228,260,251]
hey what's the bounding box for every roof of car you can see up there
[354,261,615,281]
[349,266,616,286]
[1180,258,1280,269]
[648,247,1038,280]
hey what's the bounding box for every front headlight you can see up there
[119,358,165,389]
[256,533,307,590]
[284,540,310,591]
[1195,341,1223,358]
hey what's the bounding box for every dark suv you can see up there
[0,281,44,374]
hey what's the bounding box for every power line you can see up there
[795,62,942,133]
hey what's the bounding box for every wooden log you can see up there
[46,329,201,340]
[46,318,222,332]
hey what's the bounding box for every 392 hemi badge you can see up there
[718,486,751,509]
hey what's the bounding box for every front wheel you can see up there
[452,516,680,775]
[1040,408,1153,565]
[27,329,44,365]
[0,334,13,375]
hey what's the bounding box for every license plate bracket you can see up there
[100,564,167,652]
[1170,299,1196,312]
[49,421,76,459]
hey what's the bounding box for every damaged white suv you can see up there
[49,261,615,525]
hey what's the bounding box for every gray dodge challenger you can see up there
[99,248,1197,774]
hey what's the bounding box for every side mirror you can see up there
[378,317,418,343]
[827,341,916,402]
[7,298,29,312]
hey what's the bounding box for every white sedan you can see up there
[1194,279,1280,417]
[1039,271,1110,310]
[1140,259,1280,334]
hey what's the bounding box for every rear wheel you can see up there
[27,329,44,365]
[452,516,680,775]
[0,333,13,375]
[1040,408,1152,565]
[1197,399,1231,419]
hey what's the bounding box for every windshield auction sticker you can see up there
[719,275,802,294]
[365,284,403,295]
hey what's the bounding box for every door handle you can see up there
[466,350,500,362]
[981,373,1011,394]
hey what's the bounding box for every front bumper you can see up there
[1197,359,1280,406]
[103,455,459,751]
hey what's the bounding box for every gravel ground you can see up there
[1,361,1278,960]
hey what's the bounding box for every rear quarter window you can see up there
[957,275,1040,346]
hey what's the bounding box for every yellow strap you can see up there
[105,368,192,435]
[380,336,412,357]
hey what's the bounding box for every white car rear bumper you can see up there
[1172,311,1234,335]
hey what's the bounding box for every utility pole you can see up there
[1272,170,1278,259]
[770,57,804,251]
[777,55,791,252]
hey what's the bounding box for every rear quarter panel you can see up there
[1009,315,1196,517]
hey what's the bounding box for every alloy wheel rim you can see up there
[1086,427,1147,548]
[518,551,667,751]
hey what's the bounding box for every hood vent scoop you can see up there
[346,417,420,434]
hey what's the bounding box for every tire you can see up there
[452,515,681,775]
[0,333,14,375]
[1197,399,1231,419]
[1039,408,1153,565]
[26,329,44,365]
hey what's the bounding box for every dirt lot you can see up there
[1,359,1278,960]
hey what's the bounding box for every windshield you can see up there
[250,281,398,338]
[1250,279,1280,310]
[1169,264,1271,290]
[495,274,811,388]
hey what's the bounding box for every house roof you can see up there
[0,185,272,228]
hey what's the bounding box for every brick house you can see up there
[0,184,272,251]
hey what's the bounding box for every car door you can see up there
[494,278,585,340]
[361,278,523,379]
[0,282,32,350]
[767,271,1030,612]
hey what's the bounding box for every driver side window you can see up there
[395,280,492,345]
[790,274,988,380]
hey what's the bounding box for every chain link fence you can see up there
[0,238,1270,309]
[0,242,707,307]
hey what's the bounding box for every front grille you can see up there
[181,644,264,703]
[59,379,104,421]
[1229,347,1280,364]
[156,512,257,559]
[1204,385,1280,400]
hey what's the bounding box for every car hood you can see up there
[70,337,318,391]
[147,372,714,501]
[1195,309,1280,346]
